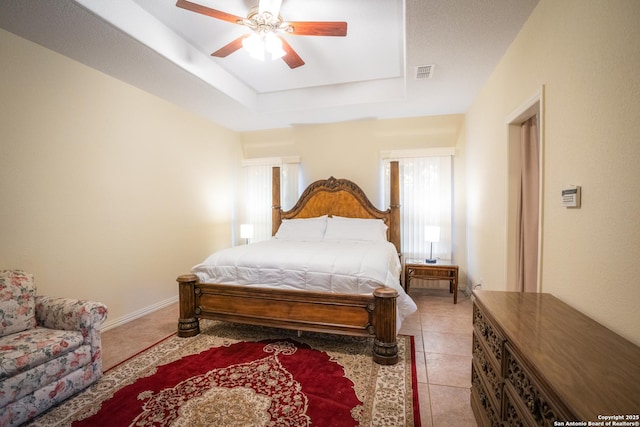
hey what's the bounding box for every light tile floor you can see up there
[399,287,477,427]
[101,287,477,426]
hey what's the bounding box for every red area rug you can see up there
[28,320,420,426]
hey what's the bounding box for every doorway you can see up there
[505,86,544,292]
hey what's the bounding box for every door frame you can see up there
[505,85,545,292]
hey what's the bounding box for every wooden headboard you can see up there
[272,161,401,253]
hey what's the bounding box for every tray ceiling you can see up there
[0,0,539,131]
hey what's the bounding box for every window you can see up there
[383,149,454,260]
[242,157,300,242]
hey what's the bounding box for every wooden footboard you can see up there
[177,274,399,365]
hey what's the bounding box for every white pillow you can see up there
[274,215,328,240]
[323,216,388,241]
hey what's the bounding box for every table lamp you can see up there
[424,225,440,263]
[240,224,254,245]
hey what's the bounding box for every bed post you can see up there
[272,166,282,236]
[177,274,200,337]
[389,161,401,253]
[372,287,399,365]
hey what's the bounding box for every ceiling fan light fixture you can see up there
[242,33,265,61]
[265,33,286,60]
[242,31,285,61]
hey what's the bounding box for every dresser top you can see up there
[473,290,640,420]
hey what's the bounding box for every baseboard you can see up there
[101,295,178,332]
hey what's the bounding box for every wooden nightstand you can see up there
[404,259,459,303]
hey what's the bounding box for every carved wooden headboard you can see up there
[272,161,401,253]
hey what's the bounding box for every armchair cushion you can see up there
[0,329,89,407]
[0,328,85,380]
[0,271,36,337]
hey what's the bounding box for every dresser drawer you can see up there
[473,302,505,368]
[503,381,536,427]
[504,344,572,426]
[472,332,503,407]
[471,362,502,427]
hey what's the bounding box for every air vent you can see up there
[415,64,435,80]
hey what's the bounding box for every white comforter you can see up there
[192,239,417,331]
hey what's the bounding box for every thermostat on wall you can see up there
[561,185,581,208]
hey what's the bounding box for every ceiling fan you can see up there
[176,0,348,69]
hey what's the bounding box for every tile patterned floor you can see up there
[399,287,477,427]
[101,286,477,427]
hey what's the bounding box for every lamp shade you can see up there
[240,224,254,239]
[242,33,265,61]
[265,33,286,60]
[424,226,440,243]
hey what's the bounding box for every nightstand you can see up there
[404,259,459,303]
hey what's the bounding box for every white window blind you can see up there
[383,150,453,260]
[242,157,299,242]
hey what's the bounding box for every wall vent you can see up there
[415,64,435,80]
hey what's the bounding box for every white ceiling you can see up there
[0,0,539,132]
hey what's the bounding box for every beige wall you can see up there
[0,29,243,328]
[465,0,640,344]
[241,115,464,204]
[240,115,468,278]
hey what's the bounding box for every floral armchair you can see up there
[0,270,108,426]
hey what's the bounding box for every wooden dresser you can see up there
[471,291,640,426]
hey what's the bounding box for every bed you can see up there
[176,161,416,364]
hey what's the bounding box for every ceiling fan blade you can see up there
[176,0,245,25]
[280,37,305,69]
[211,35,248,57]
[285,21,347,37]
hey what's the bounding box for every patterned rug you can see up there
[28,320,419,426]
